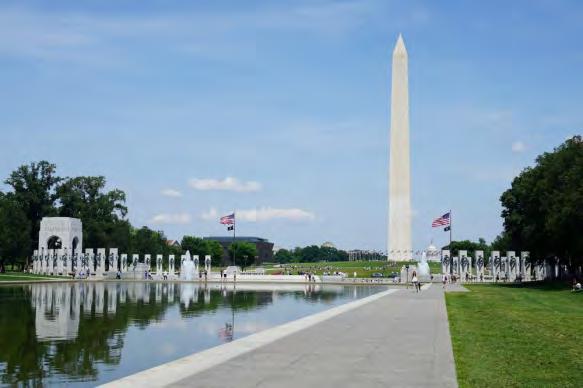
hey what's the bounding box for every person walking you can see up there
[442,273,448,289]
[411,270,419,293]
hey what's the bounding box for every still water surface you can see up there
[0,282,387,386]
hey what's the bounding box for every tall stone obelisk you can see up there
[388,34,412,261]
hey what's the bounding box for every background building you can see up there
[203,236,274,266]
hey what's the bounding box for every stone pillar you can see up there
[85,248,94,275]
[500,256,508,280]
[507,251,516,281]
[50,249,58,275]
[132,254,139,271]
[47,249,53,274]
[44,250,49,274]
[520,251,529,281]
[459,250,469,281]
[96,248,106,276]
[441,250,451,274]
[491,251,500,281]
[475,250,485,281]
[72,252,79,273]
[145,254,151,272]
[64,248,71,274]
[194,255,200,276]
[205,255,211,274]
[121,254,128,272]
[110,248,119,273]
[40,250,45,274]
[57,248,65,275]
[169,255,175,275]
[33,250,39,273]
[47,249,54,275]
[524,259,531,281]
[452,256,459,276]
[534,260,545,280]
[40,248,46,274]
[156,254,163,275]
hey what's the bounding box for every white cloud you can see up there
[189,177,261,192]
[236,207,316,222]
[511,141,526,153]
[150,213,192,225]
[161,188,182,198]
[200,207,218,221]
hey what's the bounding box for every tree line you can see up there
[274,245,349,263]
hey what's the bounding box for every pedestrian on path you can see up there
[412,271,419,293]
[442,274,448,289]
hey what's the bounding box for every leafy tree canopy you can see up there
[274,245,349,263]
[228,242,257,270]
[499,135,583,268]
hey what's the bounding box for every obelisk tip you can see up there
[393,33,407,55]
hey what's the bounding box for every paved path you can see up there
[169,284,457,388]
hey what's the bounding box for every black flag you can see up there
[227,225,234,231]
[444,226,450,232]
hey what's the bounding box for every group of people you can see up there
[219,270,236,281]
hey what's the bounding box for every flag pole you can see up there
[449,209,452,248]
[449,209,453,275]
[233,211,236,268]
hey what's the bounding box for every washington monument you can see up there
[388,34,412,261]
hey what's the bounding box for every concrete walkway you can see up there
[168,284,456,388]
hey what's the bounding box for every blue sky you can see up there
[0,0,581,251]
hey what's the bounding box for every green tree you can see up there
[0,193,32,270]
[130,227,168,258]
[274,248,295,263]
[56,176,130,251]
[180,237,227,267]
[500,136,583,269]
[180,236,208,257]
[443,239,491,263]
[4,161,61,254]
[207,240,225,267]
[228,242,257,270]
[490,232,512,252]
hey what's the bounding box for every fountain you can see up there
[417,251,430,278]
[180,251,196,280]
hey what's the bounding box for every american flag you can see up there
[220,213,235,225]
[432,212,450,227]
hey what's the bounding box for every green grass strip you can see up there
[446,283,583,387]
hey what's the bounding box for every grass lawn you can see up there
[446,283,583,387]
[261,260,441,278]
[0,272,63,282]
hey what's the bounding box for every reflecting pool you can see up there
[0,282,388,386]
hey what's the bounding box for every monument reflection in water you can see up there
[0,282,385,386]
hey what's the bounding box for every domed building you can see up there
[426,242,441,262]
[321,241,336,249]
